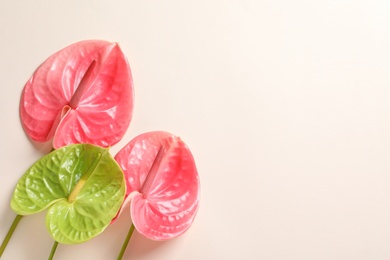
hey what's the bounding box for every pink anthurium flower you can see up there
[114,131,200,245]
[20,40,134,149]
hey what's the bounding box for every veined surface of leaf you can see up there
[20,40,134,149]
[11,144,126,244]
[115,131,200,241]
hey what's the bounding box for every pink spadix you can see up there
[20,40,134,149]
[115,131,200,241]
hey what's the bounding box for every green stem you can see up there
[117,223,135,260]
[0,214,23,257]
[48,241,59,260]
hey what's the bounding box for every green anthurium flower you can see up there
[10,144,125,244]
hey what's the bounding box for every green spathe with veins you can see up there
[10,144,125,244]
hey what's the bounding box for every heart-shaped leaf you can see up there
[20,40,134,149]
[114,131,200,240]
[11,144,125,244]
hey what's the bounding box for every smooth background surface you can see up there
[1,0,390,259]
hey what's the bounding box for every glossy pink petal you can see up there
[20,40,133,149]
[114,131,200,240]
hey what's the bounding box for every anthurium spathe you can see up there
[114,131,200,244]
[20,40,134,149]
[11,143,126,244]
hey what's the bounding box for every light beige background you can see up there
[1,0,390,259]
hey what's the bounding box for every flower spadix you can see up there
[114,131,200,241]
[20,40,134,149]
[11,144,125,244]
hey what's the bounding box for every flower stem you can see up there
[0,214,23,257]
[117,223,135,260]
[48,241,59,260]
